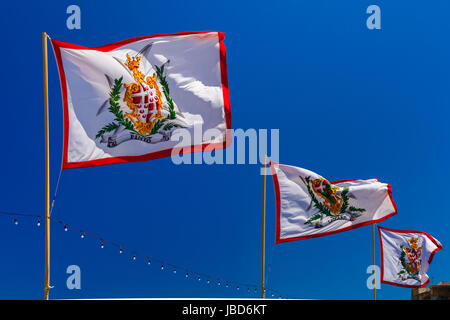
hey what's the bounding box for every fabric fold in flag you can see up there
[378,226,443,288]
[51,31,231,169]
[270,162,397,243]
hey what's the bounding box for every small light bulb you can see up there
[81,233,85,239]
[101,242,104,249]
[37,219,41,227]
[207,280,210,284]
[133,255,136,260]
[237,286,240,290]
[119,248,123,254]
[173,269,177,274]
[197,276,201,281]
[185,273,189,278]
[147,260,151,265]
[218,281,221,286]
[64,225,68,232]
[14,218,18,225]
[226,283,229,288]
[160,265,164,270]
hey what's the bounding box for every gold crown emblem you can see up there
[408,237,419,249]
[125,54,141,72]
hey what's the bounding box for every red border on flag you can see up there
[50,31,231,169]
[377,226,443,288]
[269,161,398,243]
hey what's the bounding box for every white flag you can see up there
[378,226,443,288]
[270,162,397,242]
[51,31,231,169]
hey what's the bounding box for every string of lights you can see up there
[0,210,288,299]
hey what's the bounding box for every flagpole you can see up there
[372,223,376,300]
[42,31,51,301]
[261,155,267,299]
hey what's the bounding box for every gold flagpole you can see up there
[261,155,267,299]
[42,31,51,300]
[372,223,376,300]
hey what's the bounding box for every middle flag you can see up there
[270,162,397,243]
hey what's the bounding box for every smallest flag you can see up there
[378,226,443,288]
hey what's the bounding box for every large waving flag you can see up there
[51,31,231,169]
[270,162,397,243]
[378,226,443,288]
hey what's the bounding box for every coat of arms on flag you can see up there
[51,31,231,169]
[270,162,397,242]
[303,176,366,224]
[378,226,443,288]
[398,236,422,281]
[95,53,186,145]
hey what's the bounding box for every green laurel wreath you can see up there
[96,65,185,140]
[155,63,176,120]
[303,176,365,225]
[397,246,410,276]
[96,77,139,139]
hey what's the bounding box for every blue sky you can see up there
[0,0,449,299]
